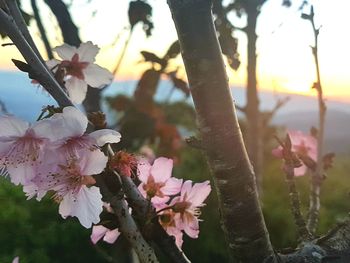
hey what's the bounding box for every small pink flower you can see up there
[137,157,182,205]
[0,115,58,185]
[170,180,211,239]
[272,130,317,176]
[47,42,114,103]
[12,257,19,263]
[49,106,121,160]
[91,225,120,244]
[158,205,183,248]
[33,150,107,228]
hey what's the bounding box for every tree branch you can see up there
[4,0,41,58]
[0,8,73,108]
[94,175,159,263]
[167,1,275,262]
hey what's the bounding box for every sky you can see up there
[1,0,350,102]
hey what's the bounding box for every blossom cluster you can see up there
[92,157,211,248]
[5,40,212,250]
[0,106,121,228]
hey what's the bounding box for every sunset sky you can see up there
[1,0,350,102]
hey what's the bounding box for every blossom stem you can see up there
[283,164,312,242]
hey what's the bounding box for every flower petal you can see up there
[103,228,120,244]
[58,106,88,137]
[137,159,152,183]
[151,157,173,182]
[65,77,88,104]
[151,195,170,205]
[59,186,103,228]
[183,215,199,239]
[23,181,47,201]
[46,59,60,71]
[0,115,28,137]
[91,225,108,244]
[83,64,113,87]
[271,147,283,158]
[89,129,121,147]
[80,150,108,176]
[7,164,36,186]
[180,180,192,199]
[187,180,211,207]
[53,43,77,60]
[77,41,99,63]
[294,165,307,177]
[162,178,183,196]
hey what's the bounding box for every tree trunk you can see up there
[167,1,275,262]
[245,6,263,194]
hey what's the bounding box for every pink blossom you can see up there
[170,180,211,239]
[91,225,120,244]
[139,145,156,163]
[137,157,182,205]
[33,150,107,228]
[47,42,114,103]
[48,106,121,160]
[12,257,19,263]
[158,205,183,248]
[0,115,59,185]
[272,130,317,176]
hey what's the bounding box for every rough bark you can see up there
[44,0,102,113]
[167,1,275,262]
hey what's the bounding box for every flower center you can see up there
[61,54,89,80]
[143,175,165,199]
[172,201,191,214]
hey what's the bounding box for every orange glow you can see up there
[0,0,350,104]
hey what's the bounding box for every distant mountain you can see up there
[0,70,349,152]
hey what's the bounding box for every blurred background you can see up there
[0,0,350,262]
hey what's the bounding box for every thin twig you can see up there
[31,0,54,59]
[284,164,312,242]
[305,6,326,234]
[276,136,312,242]
[112,27,134,77]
